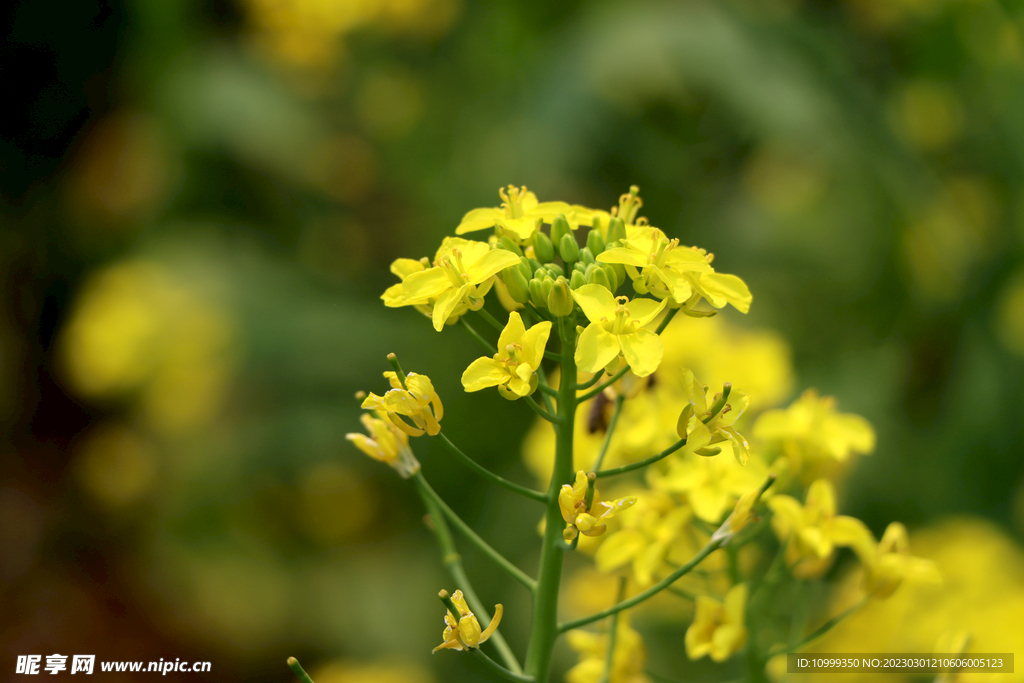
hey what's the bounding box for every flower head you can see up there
[433,589,503,653]
[455,186,575,241]
[767,479,874,579]
[346,410,420,477]
[386,238,521,331]
[573,285,666,378]
[361,371,444,436]
[597,227,712,302]
[461,312,552,399]
[594,490,694,586]
[649,450,767,523]
[560,470,636,542]
[685,583,748,662]
[858,522,941,599]
[675,370,751,465]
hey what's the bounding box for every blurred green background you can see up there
[3,0,1024,680]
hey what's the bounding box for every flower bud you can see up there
[559,233,580,264]
[586,228,606,255]
[570,270,587,290]
[529,278,547,309]
[517,256,533,281]
[573,261,587,274]
[534,267,551,281]
[601,262,620,291]
[526,257,543,273]
[606,216,627,244]
[532,231,555,263]
[578,247,595,266]
[551,214,572,245]
[547,277,574,316]
[502,266,531,304]
[588,265,612,290]
[541,278,554,302]
[545,262,565,278]
[497,236,523,257]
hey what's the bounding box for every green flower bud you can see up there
[526,257,543,273]
[541,278,554,303]
[578,247,595,266]
[517,257,533,281]
[547,277,574,317]
[570,269,587,290]
[529,279,547,309]
[532,231,555,263]
[502,265,531,304]
[601,262,620,291]
[573,261,587,274]
[608,263,626,289]
[545,263,565,278]
[588,265,612,290]
[586,229,606,255]
[559,233,580,264]
[551,215,572,245]
[606,216,626,244]
[497,236,524,257]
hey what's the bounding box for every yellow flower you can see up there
[649,450,767,523]
[560,471,637,542]
[595,490,694,586]
[767,479,874,579]
[727,488,759,535]
[454,185,575,241]
[386,237,521,331]
[685,583,748,662]
[566,616,651,683]
[675,369,751,465]
[858,522,941,599]
[346,410,420,477]
[461,312,552,399]
[572,285,666,378]
[360,371,444,436]
[597,226,712,302]
[753,389,875,473]
[432,590,503,653]
[683,266,753,314]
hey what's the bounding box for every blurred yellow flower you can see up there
[573,286,666,377]
[433,589,502,653]
[566,616,651,683]
[361,371,443,436]
[455,185,575,241]
[650,449,767,523]
[310,659,433,683]
[686,583,748,662]
[858,522,941,599]
[561,471,637,542]
[594,490,693,586]
[767,479,873,579]
[461,312,551,399]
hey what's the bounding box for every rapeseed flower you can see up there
[572,285,666,378]
[597,226,712,302]
[649,450,767,523]
[386,237,520,331]
[346,410,420,477]
[455,185,575,241]
[561,470,637,542]
[360,371,444,436]
[767,479,873,579]
[685,583,748,661]
[566,616,650,683]
[462,312,552,399]
[858,522,941,599]
[594,490,694,586]
[676,369,751,465]
[433,589,503,653]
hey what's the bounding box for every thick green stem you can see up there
[524,316,578,682]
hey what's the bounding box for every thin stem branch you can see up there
[592,436,687,479]
[418,489,523,673]
[575,371,605,391]
[435,432,547,502]
[538,383,559,397]
[535,365,556,414]
[287,658,315,683]
[414,473,537,592]
[472,649,536,682]
[460,318,497,354]
[774,598,870,655]
[592,395,624,472]
[577,365,630,403]
[654,308,679,335]
[558,537,723,632]
[599,576,628,683]
[524,395,562,423]
[477,308,505,331]
[543,350,560,362]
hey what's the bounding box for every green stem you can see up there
[577,365,629,403]
[472,649,536,682]
[774,598,869,655]
[592,437,687,479]
[413,473,537,592]
[286,657,315,683]
[599,576,628,683]
[418,486,523,673]
[544,350,561,362]
[538,383,559,397]
[592,395,624,472]
[460,318,498,354]
[435,432,547,503]
[558,537,723,632]
[575,371,605,391]
[524,316,578,682]
[654,308,679,335]
[477,308,505,331]
[535,365,556,414]
[524,395,562,423]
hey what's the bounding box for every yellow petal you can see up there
[390,258,426,279]
[479,604,503,643]
[571,284,617,324]
[455,208,504,235]
[700,272,752,313]
[466,249,523,284]
[594,529,647,572]
[619,328,663,377]
[520,320,553,369]
[625,297,666,327]
[597,247,647,268]
[462,357,509,392]
[401,267,451,304]
[432,285,470,331]
[496,311,527,354]
[575,323,621,374]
